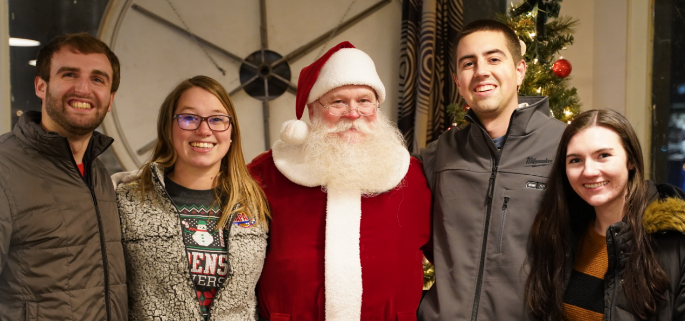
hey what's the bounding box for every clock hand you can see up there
[132,4,258,71]
[163,0,226,75]
[315,0,358,58]
[261,77,271,150]
[136,139,156,156]
[269,73,297,95]
[256,0,297,95]
[228,74,260,97]
[270,0,391,67]
[260,0,268,50]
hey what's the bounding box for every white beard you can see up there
[269,110,412,319]
[301,112,408,195]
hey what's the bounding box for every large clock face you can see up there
[98,0,401,171]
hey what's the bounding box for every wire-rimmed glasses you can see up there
[317,100,379,116]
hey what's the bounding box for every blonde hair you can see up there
[139,75,270,229]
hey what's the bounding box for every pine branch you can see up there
[495,2,583,123]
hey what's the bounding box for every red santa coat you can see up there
[248,149,431,321]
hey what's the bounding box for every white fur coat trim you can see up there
[324,184,363,320]
[272,139,322,187]
[271,137,411,320]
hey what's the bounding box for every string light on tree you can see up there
[503,0,581,124]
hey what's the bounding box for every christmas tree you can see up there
[447,0,581,128]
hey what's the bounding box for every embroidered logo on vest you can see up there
[233,212,255,228]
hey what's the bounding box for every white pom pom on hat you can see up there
[280,119,309,146]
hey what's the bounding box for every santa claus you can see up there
[248,41,431,321]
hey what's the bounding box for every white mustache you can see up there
[330,118,373,134]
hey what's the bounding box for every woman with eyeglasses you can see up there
[116,76,270,320]
[525,109,685,321]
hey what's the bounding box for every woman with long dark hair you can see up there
[116,76,270,320]
[526,109,685,320]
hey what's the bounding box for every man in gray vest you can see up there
[418,19,565,321]
[0,33,126,320]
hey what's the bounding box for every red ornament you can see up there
[552,59,572,78]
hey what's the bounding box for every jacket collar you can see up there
[642,182,685,234]
[148,162,168,188]
[465,96,552,137]
[13,111,114,163]
[608,182,685,240]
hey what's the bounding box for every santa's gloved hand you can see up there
[111,169,141,189]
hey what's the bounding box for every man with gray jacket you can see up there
[0,33,127,320]
[418,19,565,320]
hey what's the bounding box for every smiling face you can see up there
[565,126,632,216]
[308,84,379,139]
[35,47,115,137]
[171,87,232,176]
[455,30,526,121]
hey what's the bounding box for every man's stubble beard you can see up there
[302,112,408,195]
[44,86,108,137]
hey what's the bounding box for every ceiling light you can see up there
[28,60,36,66]
[9,38,40,47]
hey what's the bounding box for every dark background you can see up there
[651,0,685,186]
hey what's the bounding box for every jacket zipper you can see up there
[606,227,620,321]
[496,197,510,254]
[467,108,518,321]
[206,211,238,321]
[470,147,502,321]
[63,142,111,320]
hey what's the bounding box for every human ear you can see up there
[35,76,47,100]
[307,103,316,120]
[107,92,116,112]
[516,59,527,86]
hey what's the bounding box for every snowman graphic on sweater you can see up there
[190,220,214,246]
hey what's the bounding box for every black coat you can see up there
[568,183,685,321]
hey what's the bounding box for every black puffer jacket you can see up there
[568,182,685,321]
[0,112,127,320]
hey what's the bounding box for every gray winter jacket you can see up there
[116,163,267,321]
[0,111,127,321]
[418,97,566,321]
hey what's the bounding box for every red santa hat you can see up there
[280,41,386,145]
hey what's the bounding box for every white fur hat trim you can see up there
[307,48,386,104]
